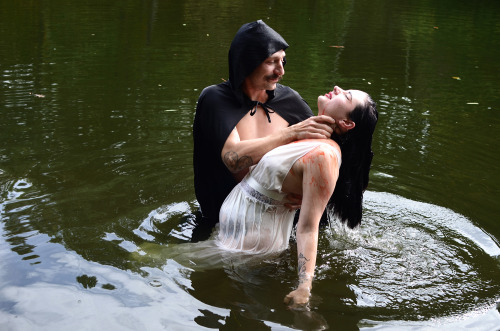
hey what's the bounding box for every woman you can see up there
[218,86,378,306]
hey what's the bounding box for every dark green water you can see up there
[1,0,499,330]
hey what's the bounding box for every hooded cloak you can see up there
[193,20,313,225]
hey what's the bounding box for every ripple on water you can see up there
[0,177,49,265]
[129,191,500,325]
[322,191,500,319]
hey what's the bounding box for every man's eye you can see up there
[267,59,285,65]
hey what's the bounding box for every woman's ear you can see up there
[338,120,356,132]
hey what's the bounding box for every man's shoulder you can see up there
[273,84,310,108]
[199,82,232,100]
[275,83,303,98]
[272,84,313,118]
[265,84,312,123]
[194,81,243,130]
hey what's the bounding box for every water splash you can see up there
[321,191,500,319]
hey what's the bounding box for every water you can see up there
[1,0,499,330]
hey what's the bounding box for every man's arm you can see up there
[221,115,336,175]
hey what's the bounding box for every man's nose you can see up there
[274,62,284,76]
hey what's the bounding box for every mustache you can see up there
[266,74,282,81]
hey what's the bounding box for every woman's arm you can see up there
[283,144,340,308]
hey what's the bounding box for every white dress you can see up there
[218,141,341,254]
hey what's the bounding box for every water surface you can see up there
[1,0,499,330]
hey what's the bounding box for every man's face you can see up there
[245,50,286,91]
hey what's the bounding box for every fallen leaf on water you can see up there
[452,77,461,80]
[30,92,45,98]
[329,45,344,48]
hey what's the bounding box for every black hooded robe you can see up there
[193,20,313,226]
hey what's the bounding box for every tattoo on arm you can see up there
[224,151,253,173]
[297,253,310,284]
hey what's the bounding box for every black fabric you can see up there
[192,20,313,226]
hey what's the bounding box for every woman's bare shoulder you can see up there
[294,139,340,150]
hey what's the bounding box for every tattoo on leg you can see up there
[298,253,310,284]
[224,151,253,172]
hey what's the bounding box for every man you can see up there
[193,20,334,228]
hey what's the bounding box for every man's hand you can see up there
[284,193,302,210]
[284,286,311,309]
[288,115,336,141]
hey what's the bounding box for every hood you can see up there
[228,20,289,94]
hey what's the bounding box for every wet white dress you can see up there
[218,140,341,254]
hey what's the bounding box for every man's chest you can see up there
[236,106,289,140]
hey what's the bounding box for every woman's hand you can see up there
[283,286,311,308]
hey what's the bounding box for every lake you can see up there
[1,0,499,330]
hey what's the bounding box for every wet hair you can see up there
[328,95,378,228]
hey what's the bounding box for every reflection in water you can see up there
[129,192,500,329]
[1,0,500,329]
[1,172,500,329]
[0,243,229,329]
[1,177,45,265]
[1,151,499,329]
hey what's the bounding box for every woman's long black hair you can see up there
[328,96,378,228]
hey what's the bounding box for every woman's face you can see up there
[317,86,367,120]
